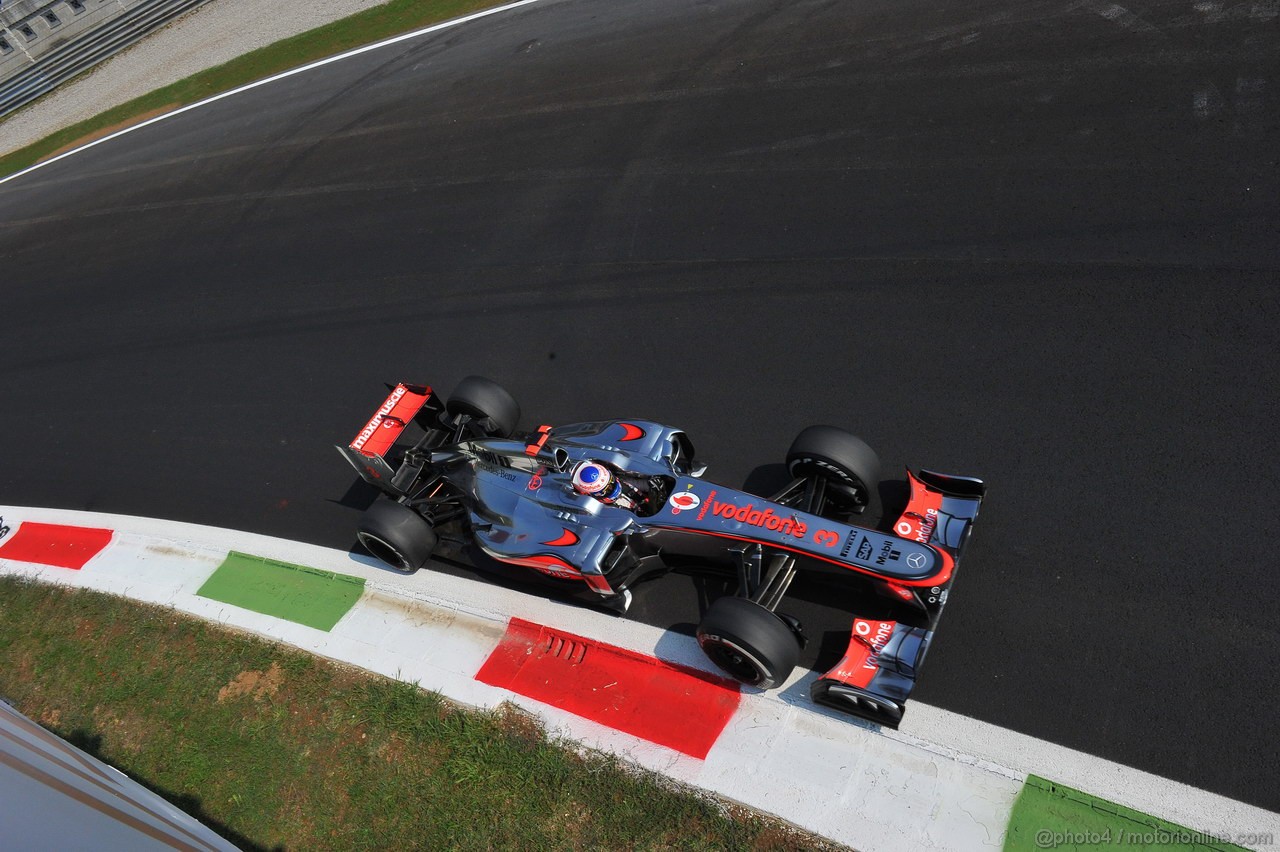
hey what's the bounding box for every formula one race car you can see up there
[337,377,986,727]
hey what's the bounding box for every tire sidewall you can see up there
[356,531,415,573]
[696,596,799,689]
[787,452,867,490]
[786,425,881,506]
[446,376,520,437]
[356,500,437,573]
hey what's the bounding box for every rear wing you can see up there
[335,383,444,493]
[813,468,986,727]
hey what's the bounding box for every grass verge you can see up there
[0,0,500,180]
[0,576,838,850]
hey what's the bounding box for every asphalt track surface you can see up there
[2,0,1277,813]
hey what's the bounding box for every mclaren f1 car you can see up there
[336,376,986,727]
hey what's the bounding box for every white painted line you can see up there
[0,0,547,188]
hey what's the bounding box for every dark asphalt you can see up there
[2,0,1278,811]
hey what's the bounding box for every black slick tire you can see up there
[786,425,880,511]
[446,376,521,437]
[356,499,437,574]
[696,596,800,689]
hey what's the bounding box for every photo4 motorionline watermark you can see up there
[1035,828,1274,848]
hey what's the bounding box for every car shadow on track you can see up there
[328,477,383,511]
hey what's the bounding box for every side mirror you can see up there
[553,447,571,471]
[689,461,708,478]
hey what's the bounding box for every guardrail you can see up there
[0,0,211,119]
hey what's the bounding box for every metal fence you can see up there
[0,0,211,120]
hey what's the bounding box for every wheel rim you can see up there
[700,635,767,685]
[357,532,413,573]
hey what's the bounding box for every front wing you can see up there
[811,468,986,727]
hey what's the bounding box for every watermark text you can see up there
[1034,827,1274,848]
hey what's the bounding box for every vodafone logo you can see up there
[668,492,701,513]
[838,619,895,686]
[706,498,808,538]
[896,509,937,543]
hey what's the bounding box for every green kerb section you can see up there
[197,552,365,632]
[1004,775,1249,851]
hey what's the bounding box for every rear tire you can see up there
[356,499,437,574]
[786,425,880,513]
[696,596,800,689]
[446,376,520,437]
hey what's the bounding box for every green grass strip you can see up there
[1004,774,1249,851]
[0,577,834,849]
[196,551,365,631]
[0,0,499,180]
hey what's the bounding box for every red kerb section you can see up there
[0,523,114,570]
[476,618,741,759]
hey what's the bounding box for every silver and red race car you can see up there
[337,376,986,727]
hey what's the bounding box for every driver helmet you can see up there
[571,460,622,503]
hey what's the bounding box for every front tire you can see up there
[786,425,880,513]
[446,376,520,437]
[356,499,437,574]
[696,596,800,689]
